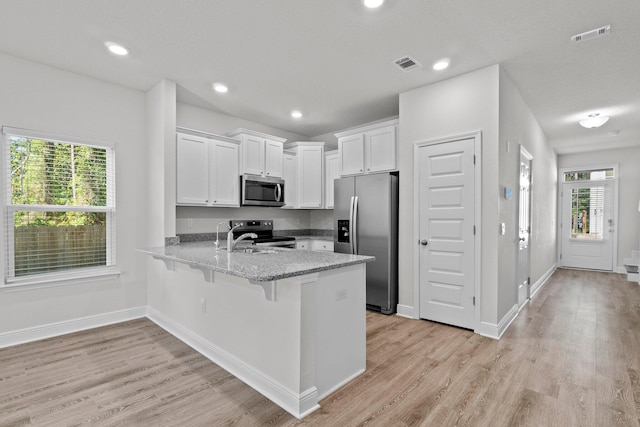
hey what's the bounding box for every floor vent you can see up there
[571,25,610,43]
[393,56,422,72]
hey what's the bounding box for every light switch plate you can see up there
[500,223,506,236]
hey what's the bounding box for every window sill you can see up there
[2,267,121,292]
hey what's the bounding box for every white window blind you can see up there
[3,127,116,285]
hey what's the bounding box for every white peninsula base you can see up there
[146,259,366,418]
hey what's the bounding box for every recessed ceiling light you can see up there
[105,42,129,56]
[291,110,303,119]
[212,83,229,93]
[579,113,609,129]
[363,0,384,8]
[433,59,450,71]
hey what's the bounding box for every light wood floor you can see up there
[1,268,639,426]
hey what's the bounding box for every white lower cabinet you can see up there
[296,239,333,252]
[311,240,334,252]
[176,131,240,207]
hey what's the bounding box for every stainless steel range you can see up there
[229,220,296,248]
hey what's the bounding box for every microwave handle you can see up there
[275,183,282,202]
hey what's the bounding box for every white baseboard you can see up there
[146,307,319,419]
[0,306,147,349]
[530,263,557,299]
[396,304,416,319]
[478,304,518,340]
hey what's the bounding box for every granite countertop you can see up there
[139,241,373,282]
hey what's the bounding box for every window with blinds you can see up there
[3,127,116,285]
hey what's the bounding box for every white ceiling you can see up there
[1,0,638,154]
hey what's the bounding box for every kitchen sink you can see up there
[234,247,277,254]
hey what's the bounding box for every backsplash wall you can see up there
[175,206,333,234]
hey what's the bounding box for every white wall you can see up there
[498,69,557,317]
[0,53,148,334]
[558,146,640,270]
[399,65,501,325]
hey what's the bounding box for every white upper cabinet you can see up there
[176,131,240,207]
[325,150,340,209]
[282,151,297,209]
[285,142,325,209]
[335,118,398,176]
[176,133,209,205]
[226,128,286,178]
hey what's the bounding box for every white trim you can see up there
[396,304,416,319]
[2,266,120,290]
[413,131,482,332]
[0,306,146,349]
[2,126,114,149]
[317,368,365,401]
[530,263,557,299]
[478,304,518,340]
[146,307,320,419]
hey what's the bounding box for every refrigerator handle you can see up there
[348,196,355,254]
[353,196,359,254]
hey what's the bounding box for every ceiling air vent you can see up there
[571,25,610,43]
[393,56,422,72]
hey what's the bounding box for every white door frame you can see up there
[413,131,482,333]
[557,163,619,270]
[517,146,533,308]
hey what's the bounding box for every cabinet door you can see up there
[283,153,297,208]
[210,140,240,206]
[325,152,340,209]
[242,135,265,176]
[298,147,324,208]
[339,134,365,176]
[176,134,209,205]
[365,125,396,173]
[264,139,284,178]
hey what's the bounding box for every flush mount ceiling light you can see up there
[105,42,129,56]
[291,110,303,119]
[579,113,610,129]
[433,59,450,71]
[363,0,384,8]
[212,82,229,93]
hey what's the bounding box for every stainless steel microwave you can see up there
[240,175,285,207]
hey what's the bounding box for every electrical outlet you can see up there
[199,297,206,313]
[187,218,193,227]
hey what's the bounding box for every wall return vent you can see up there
[571,25,610,43]
[393,56,422,72]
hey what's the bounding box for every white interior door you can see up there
[561,180,614,270]
[517,148,532,308]
[417,137,476,329]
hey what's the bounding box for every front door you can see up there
[561,180,614,270]
[517,148,532,308]
[417,137,476,329]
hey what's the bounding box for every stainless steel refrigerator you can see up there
[334,173,398,314]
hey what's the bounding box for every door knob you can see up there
[419,239,428,246]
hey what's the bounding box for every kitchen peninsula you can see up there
[139,243,373,418]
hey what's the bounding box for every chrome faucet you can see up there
[227,224,258,252]
[215,221,229,251]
